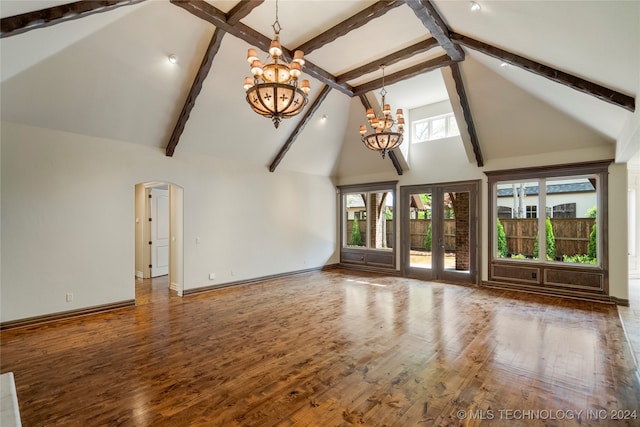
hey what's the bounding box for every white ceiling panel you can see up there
[1,0,637,174]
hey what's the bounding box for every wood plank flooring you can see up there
[1,269,639,426]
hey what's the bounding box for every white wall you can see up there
[0,122,338,322]
[609,163,629,299]
[629,157,640,278]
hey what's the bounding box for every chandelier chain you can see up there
[380,65,387,105]
[273,0,282,35]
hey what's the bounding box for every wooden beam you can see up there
[388,151,404,175]
[166,28,225,157]
[269,85,332,172]
[226,0,264,25]
[293,1,403,56]
[170,0,354,96]
[336,38,439,84]
[1,0,147,38]
[353,54,453,96]
[359,94,372,112]
[404,0,464,61]
[165,2,262,156]
[451,32,635,112]
[449,62,483,167]
[359,95,403,175]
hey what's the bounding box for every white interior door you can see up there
[151,188,169,277]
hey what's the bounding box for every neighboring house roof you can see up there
[497,182,595,197]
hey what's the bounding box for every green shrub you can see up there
[349,217,362,246]
[424,223,432,251]
[510,253,527,259]
[563,254,597,264]
[588,223,597,259]
[496,219,507,257]
[534,218,555,260]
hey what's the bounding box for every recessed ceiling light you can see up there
[470,1,481,12]
[168,54,178,64]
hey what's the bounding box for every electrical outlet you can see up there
[66,293,74,302]
[209,273,215,280]
[531,272,537,279]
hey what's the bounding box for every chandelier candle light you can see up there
[243,0,310,128]
[359,65,405,158]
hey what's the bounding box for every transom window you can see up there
[412,112,460,144]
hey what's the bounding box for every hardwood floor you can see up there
[1,270,639,426]
[619,278,640,375]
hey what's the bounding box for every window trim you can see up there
[485,160,611,298]
[412,112,460,144]
[338,181,398,270]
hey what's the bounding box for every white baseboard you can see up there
[170,282,183,296]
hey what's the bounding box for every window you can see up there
[343,191,393,250]
[491,169,603,265]
[338,181,397,269]
[412,112,460,144]
[486,161,610,298]
[526,205,537,219]
[495,181,539,257]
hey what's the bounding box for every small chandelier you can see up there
[359,65,405,158]
[243,0,310,128]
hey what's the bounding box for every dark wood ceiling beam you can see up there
[359,95,403,175]
[336,38,439,84]
[226,0,265,25]
[166,1,263,156]
[269,85,332,172]
[353,54,453,96]
[1,0,147,38]
[170,0,354,96]
[387,151,404,176]
[449,62,483,167]
[166,28,225,157]
[293,1,403,56]
[404,0,464,61]
[451,32,635,112]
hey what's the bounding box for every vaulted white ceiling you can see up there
[1,0,638,176]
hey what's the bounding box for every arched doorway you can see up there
[134,182,184,301]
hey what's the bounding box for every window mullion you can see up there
[539,178,546,261]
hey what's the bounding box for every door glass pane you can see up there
[444,191,470,272]
[495,181,539,259]
[409,192,432,269]
[546,177,598,265]
[345,193,367,247]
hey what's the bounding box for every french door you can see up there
[400,181,479,284]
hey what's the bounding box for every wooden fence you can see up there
[346,218,595,256]
[499,218,595,257]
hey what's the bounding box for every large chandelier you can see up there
[243,0,310,128]
[359,65,405,158]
